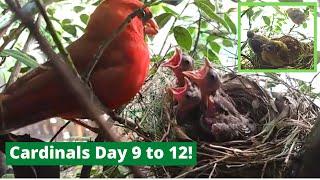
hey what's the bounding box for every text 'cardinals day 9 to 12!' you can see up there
[5,142,197,166]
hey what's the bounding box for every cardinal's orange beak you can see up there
[144,18,159,35]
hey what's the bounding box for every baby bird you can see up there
[261,35,306,67]
[169,77,203,139]
[182,59,221,102]
[247,31,270,57]
[163,48,194,87]
[261,40,290,67]
[247,31,308,68]
[201,95,256,142]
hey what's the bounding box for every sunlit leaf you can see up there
[173,26,192,50]
[163,6,179,17]
[154,13,173,29]
[195,0,230,32]
[224,14,236,34]
[74,6,85,13]
[207,49,221,65]
[194,0,215,12]
[252,9,263,20]
[62,24,77,36]
[209,41,221,53]
[80,14,89,25]
[0,49,39,68]
[262,16,271,25]
[246,8,254,20]
[47,7,55,16]
[62,19,72,24]
[303,22,307,28]
[222,39,233,47]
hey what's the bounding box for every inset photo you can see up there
[238,2,318,72]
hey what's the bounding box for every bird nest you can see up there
[121,65,318,178]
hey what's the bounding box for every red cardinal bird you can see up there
[169,77,204,139]
[0,0,159,133]
[162,48,194,87]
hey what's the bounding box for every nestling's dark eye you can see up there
[265,44,273,51]
[183,60,190,65]
[181,59,190,68]
[208,69,216,80]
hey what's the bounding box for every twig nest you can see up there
[123,58,318,177]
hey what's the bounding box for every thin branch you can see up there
[49,121,71,142]
[309,72,320,90]
[191,11,202,57]
[288,24,296,34]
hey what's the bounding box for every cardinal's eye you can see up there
[141,8,153,22]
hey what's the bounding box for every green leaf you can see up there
[224,14,236,34]
[262,16,271,26]
[246,8,254,20]
[73,6,85,13]
[194,0,215,12]
[206,49,221,65]
[47,7,55,16]
[9,66,31,73]
[252,9,263,20]
[62,19,71,24]
[162,6,179,17]
[207,35,219,42]
[62,24,77,36]
[303,22,307,28]
[154,13,172,29]
[0,49,39,68]
[80,14,89,25]
[195,0,230,32]
[273,6,285,16]
[187,27,197,35]
[227,8,237,13]
[173,26,192,50]
[222,39,233,47]
[209,41,221,53]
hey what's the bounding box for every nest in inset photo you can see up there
[122,62,319,178]
[242,31,314,70]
